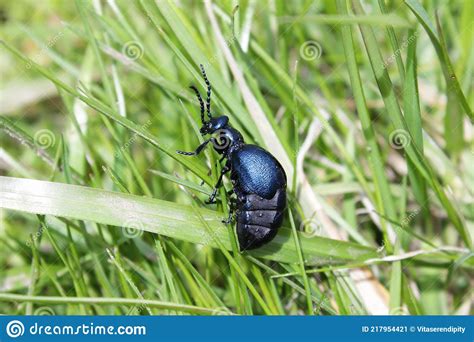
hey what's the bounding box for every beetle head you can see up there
[200,115,229,135]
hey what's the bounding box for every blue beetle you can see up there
[177,65,287,251]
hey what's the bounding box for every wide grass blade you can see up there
[0,176,378,265]
[403,29,429,221]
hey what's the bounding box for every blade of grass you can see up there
[402,28,430,227]
[377,0,405,81]
[191,205,273,314]
[148,169,213,196]
[338,0,397,252]
[144,0,261,141]
[288,210,313,314]
[209,0,390,314]
[106,249,153,315]
[0,176,379,265]
[0,293,226,315]
[404,0,473,121]
[0,40,213,186]
[352,0,472,249]
[278,14,411,27]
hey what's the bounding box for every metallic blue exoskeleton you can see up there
[177,65,287,251]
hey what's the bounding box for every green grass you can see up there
[0,0,472,315]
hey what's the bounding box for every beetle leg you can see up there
[222,197,236,224]
[222,209,234,224]
[176,138,212,156]
[206,163,230,204]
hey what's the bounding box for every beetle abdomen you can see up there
[236,222,278,251]
[239,209,283,227]
[231,145,286,199]
[235,188,286,251]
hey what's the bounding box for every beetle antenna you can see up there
[189,86,205,124]
[199,64,212,119]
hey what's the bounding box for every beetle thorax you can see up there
[211,126,244,156]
